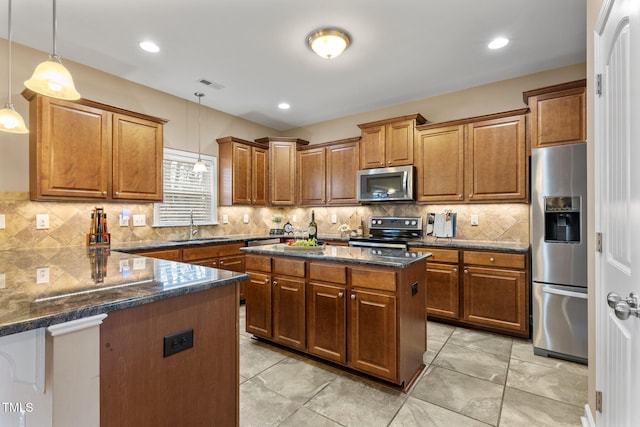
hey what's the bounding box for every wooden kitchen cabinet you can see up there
[245,255,307,350]
[24,90,166,202]
[415,109,528,203]
[297,137,360,206]
[256,137,309,206]
[523,79,586,149]
[463,250,528,336]
[131,248,182,262]
[183,242,246,299]
[358,114,426,169]
[307,262,348,364]
[217,136,268,206]
[413,248,460,319]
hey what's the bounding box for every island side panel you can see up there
[100,284,239,427]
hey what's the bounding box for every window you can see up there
[154,148,218,226]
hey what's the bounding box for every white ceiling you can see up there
[2,0,586,131]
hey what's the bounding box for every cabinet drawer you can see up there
[273,258,306,277]
[412,247,459,263]
[463,251,525,269]
[309,263,347,284]
[183,243,244,261]
[246,254,271,273]
[350,267,396,292]
[135,249,182,261]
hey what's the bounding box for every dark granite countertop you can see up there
[407,238,529,252]
[112,234,280,252]
[241,244,431,268]
[0,246,248,337]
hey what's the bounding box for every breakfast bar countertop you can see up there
[0,246,248,337]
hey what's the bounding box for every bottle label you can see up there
[308,226,317,236]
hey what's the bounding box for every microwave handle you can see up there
[403,171,408,191]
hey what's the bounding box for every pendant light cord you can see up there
[196,92,204,160]
[7,0,13,104]
[52,0,57,56]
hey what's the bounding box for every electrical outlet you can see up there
[331,214,337,224]
[163,328,194,357]
[133,214,146,227]
[36,214,50,230]
[0,214,5,229]
[292,215,297,223]
[470,214,479,226]
[222,214,229,224]
[36,267,49,284]
[0,273,5,289]
[119,214,130,227]
[133,258,146,270]
[243,214,249,224]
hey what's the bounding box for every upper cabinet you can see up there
[255,137,309,206]
[357,114,426,169]
[23,90,166,202]
[415,109,528,203]
[217,136,269,206]
[298,137,360,206]
[523,79,586,149]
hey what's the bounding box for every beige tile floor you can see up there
[239,306,587,427]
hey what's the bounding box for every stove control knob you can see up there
[405,220,410,225]
[411,220,417,225]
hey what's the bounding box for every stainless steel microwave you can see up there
[356,165,415,202]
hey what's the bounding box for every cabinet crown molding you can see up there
[416,108,529,131]
[357,113,427,129]
[522,79,587,104]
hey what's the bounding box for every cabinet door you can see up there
[232,143,252,204]
[34,98,109,200]
[359,125,386,169]
[466,114,527,202]
[348,289,397,381]
[252,146,269,205]
[426,262,460,319]
[307,282,347,364]
[530,87,586,148]
[298,147,326,206]
[272,275,306,350]
[112,114,163,201]
[386,119,414,167]
[327,142,359,205]
[270,141,297,205]
[415,125,465,202]
[245,271,272,337]
[134,249,182,261]
[217,254,246,272]
[463,266,527,334]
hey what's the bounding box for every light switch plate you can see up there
[0,214,5,230]
[133,258,146,270]
[222,214,229,224]
[331,214,337,224]
[0,273,5,289]
[470,214,479,226]
[133,214,146,227]
[243,214,249,224]
[36,214,50,230]
[36,267,49,284]
[292,215,297,223]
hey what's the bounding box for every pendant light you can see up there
[192,92,208,173]
[24,0,80,100]
[0,0,28,134]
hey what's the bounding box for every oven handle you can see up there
[348,241,408,250]
[541,286,588,299]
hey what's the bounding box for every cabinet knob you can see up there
[489,257,495,263]
[219,260,224,265]
[338,292,344,298]
[102,191,107,195]
[464,269,469,274]
[264,278,269,284]
[388,161,391,165]
[453,268,458,273]
[458,194,463,198]
[469,194,473,199]
[115,192,120,195]
[351,294,356,300]
[272,280,278,286]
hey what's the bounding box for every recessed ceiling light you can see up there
[278,102,291,110]
[488,37,509,50]
[139,41,160,53]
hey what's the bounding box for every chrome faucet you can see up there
[189,209,199,239]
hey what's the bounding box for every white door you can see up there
[594,0,640,425]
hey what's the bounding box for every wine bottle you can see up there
[308,210,318,240]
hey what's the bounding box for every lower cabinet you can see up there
[245,255,426,387]
[412,246,529,338]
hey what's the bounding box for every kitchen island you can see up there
[241,244,430,390]
[0,246,247,427]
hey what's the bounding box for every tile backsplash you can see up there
[0,192,529,251]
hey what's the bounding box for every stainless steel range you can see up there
[348,216,423,250]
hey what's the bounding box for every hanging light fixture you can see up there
[0,0,28,134]
[192,92,208,173]
[306,28,351,59]
[24,0,80,100]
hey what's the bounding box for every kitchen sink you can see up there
[169,237,233,243]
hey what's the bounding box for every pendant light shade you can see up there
[24,0,80,100]
[192,92,208,173]
[1,0,28,134]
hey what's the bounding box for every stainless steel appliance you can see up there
[356,166,415,202]
[349,216,423,249]
[531,142,587,364]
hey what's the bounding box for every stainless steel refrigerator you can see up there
[531,142,588,364]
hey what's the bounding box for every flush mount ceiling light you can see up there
[24,0,80,100]
[192,92,208,173]
[139,41,160,53]
[278,102,290,110]
[0,0,28,134]
[488,37,509,50]
[306,28,351,59]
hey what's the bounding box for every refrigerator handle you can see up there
[542,286,588,299]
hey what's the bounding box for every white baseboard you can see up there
[581,404,595,427]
